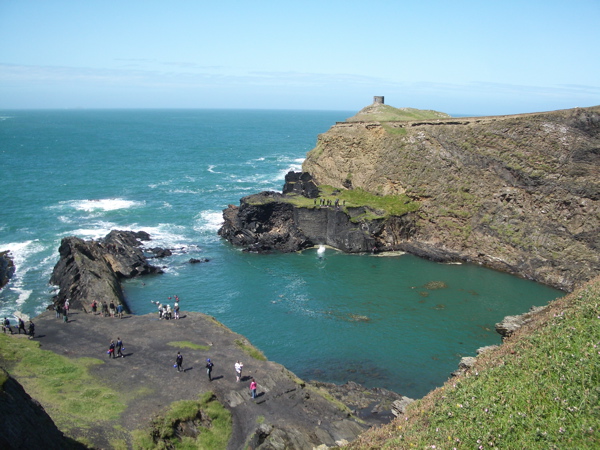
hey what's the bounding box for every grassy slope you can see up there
[348,276,600,449]
[346,104,451,122]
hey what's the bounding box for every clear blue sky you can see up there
[1,0,599,115]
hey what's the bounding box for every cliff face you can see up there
[302,106,600,291]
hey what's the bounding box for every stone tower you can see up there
[373,96,384,104]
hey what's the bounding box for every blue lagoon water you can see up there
[0,109,563,397]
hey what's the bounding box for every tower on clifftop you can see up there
[373,96,384,104]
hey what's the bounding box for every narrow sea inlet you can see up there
[0,109,563,398]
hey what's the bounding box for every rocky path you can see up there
[30,309,372,449]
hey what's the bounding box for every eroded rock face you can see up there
[0,251,15,289]
[50,230,164,311]
[301,106,600,291]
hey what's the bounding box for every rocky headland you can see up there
[220,104,600,292]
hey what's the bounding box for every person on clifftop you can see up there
[116,337,124,358]
[17,317,26,334]
[250,378,257,398]
[235,360,243,382]
[206,358,214,381]
[28,320,35,339]
[117,303,123,319]
[108,340,115,358]
[175,351,183,372]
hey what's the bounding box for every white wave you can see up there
[194,210,224,233]
[55,198,145,213]
[14,287,32,307]
[67,221,119,240]
[161,202,173,208]
[148,180,173,189]
[208,165,222,173]
[168,189,203,194]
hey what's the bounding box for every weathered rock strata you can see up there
[50,230,164,311]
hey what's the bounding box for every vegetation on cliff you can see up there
[347,275,600,449]
[346,103,451,122]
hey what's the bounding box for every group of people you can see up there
[54,299,70,322]
[91,300,124,318]
[107,337,124,358]
[173,353,258,398]
[2,316,34,338]
[152,296,180,320]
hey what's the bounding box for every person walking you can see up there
[206,358,214,381]
[235,360,243,382]
[175,352,183,372]
[249,378,257,399]
[108,340,115,358]
[64,299,70,317]
[3,317,12,334]
[116,337,124,358]
[28,320,35,339]
[17,317,26,335]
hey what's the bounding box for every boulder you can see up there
[0,251,15,289]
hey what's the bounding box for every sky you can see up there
[1,1,599,115]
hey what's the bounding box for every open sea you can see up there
[0,109,563,398]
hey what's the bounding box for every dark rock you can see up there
[189,258,209,264]
[0,251,15,289]
[495,305,547,339]
[50,230,163,312]
[219,192,416,254]
[283,171,319,198]
[0,369,85,450]
[149,247,173,258]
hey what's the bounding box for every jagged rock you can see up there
[0,251,15,289]
[0,369,85,450]
[391,397,416,417]
[50,230,164,311]
[283,171,319,198]
[189,258,209,264]
[495,305,547,339]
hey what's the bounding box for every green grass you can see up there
[348,276,600,449]
[234,339,267,361]
[0,335,126,432]
[347,105,451,122]
[132,391,232,450]
[283,185,420,220]
[167,341,210,351]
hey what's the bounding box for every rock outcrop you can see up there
[50,230,164,311]
[0,369,84,450]
[0,251,15,289]
[223,105,600,291]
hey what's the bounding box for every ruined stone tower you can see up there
[373,96,384,104]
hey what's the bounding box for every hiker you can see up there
[235,360,243,382]
[17,317,26,334]
[55,303,62,319]
[250,378,257,398]
[173,301,180,320]
[206,358,214,381]
[62,307,68,323]
[116,303,123,319]
[28,320,35,339]
[3,317,12,334]
[108,340,115,358]
[109,301,116,318]
[91,300,97,314]
[102,302,108,317]
[116,337,124,358]
[64,299,70,317]
[175,351,183,372]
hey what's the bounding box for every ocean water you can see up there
[0,109,562,398]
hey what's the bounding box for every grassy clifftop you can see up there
[346,103,451,122]
[348,275,600,449]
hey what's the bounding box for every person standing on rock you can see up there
[109,301,116,318]
[235,360,243,382]
[62,307,68,323]
[55,303,62,319]
[102,302,108,317]
[206,358,214,381]
[91,300,97,314]
[28,320,35,339]
[175,352,183,372]
[250,378,257,398]
[116,303,123,319]
[116,337,124,358]
[174,301,180,320]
